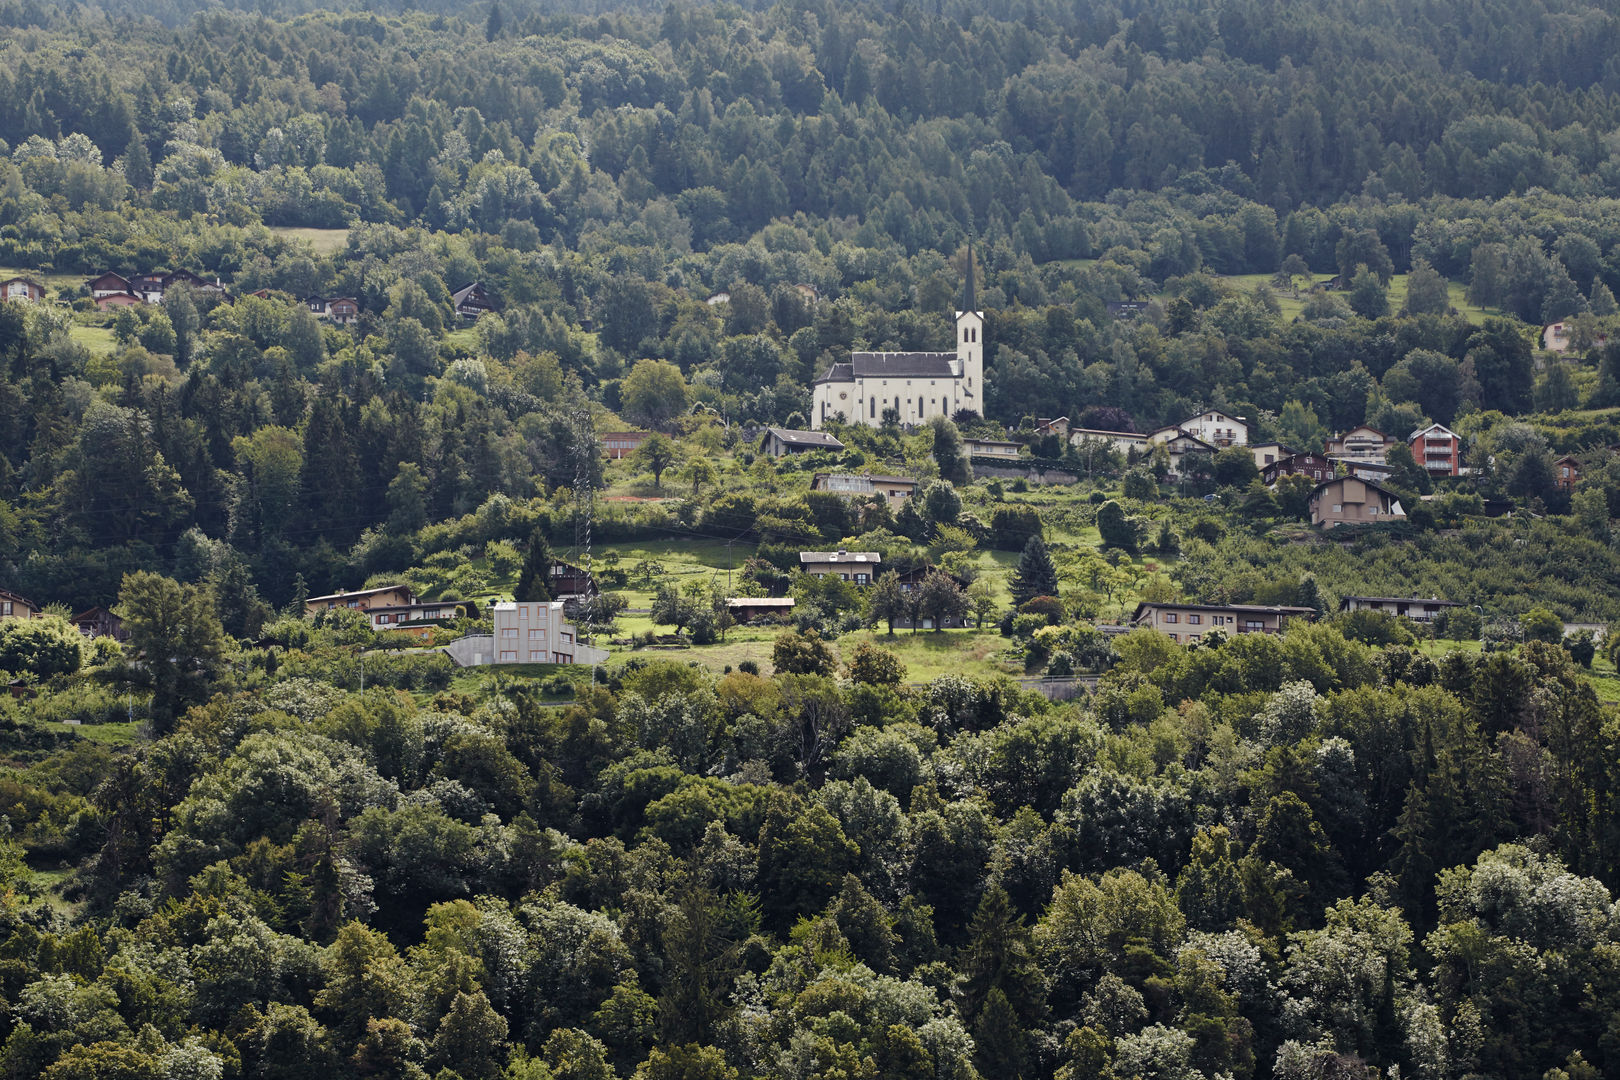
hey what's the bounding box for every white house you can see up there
[812,254,983,428]
[1177,410,1247,447]
[491,601,608,665]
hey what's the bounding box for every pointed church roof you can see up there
[962,239,977,313]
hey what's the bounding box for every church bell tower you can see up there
[954,241,984,412]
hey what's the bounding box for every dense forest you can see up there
[1,0,1620,1079]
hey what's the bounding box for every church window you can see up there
[869,398,875,419]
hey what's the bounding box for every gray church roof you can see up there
[851,352,958,378]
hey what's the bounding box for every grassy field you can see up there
[69,324,116,355]
[53,720,143,745]
[268,227,350,255]
[1217,273,1503,325]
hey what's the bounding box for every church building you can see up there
[811,256,983,430]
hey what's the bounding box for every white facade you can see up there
[811,307,984,429]
[491,601,608,666]
[1178,410,1248,447]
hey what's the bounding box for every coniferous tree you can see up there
[1010,536,1059,605]
[515,530,554,602]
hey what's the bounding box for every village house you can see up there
[1409,423,1462,476]
[492,601,608,665]
[1,277,45,303]
[1034,417,1071,438]
[0,589,39,620]
[1132,601,1316,642]
[799,550,880,585]
[603,432,654,460]
[69,606,127,642]
[761,427,844,457]
[304,584,416,617]
[451,282,495,321]
[366,601,466,639]
[94,291,142,310]
[1153,430,1218,477]
[1263,452,1336,486]
[1177,410,1248,447]
[1308,476,1407,529]
[103,269,228,306]
[892,566,971,629]
[963,437,1022,459]
[1069,428,1152,459]
[810,473,918,502]
[306,296,360,324]
[1555,455,1581,492]
[1327,426,1393,462]
[812,256,982,429]
[1249,442,1293,469]
[1339,596,1461,624]
[727,597,795,624]
[88,272,131,300]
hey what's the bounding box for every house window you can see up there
[1,602,10,616]
[1165,613,1179,623]
[855,573,870,585]
[529,651,545,662]
[1169,633,1178,642]
[1332,504,1342,513]
[529,629,544,640]
[501,628,518,638]
[499,650,518,661]
[562,632,573,645]
[1188,614,1201,625]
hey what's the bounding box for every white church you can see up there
[811,257,983,430]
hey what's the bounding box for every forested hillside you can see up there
[2,0,1620,1079]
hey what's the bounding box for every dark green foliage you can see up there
[515,530,555,603]
[1010,536,1060,605]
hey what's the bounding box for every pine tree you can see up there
[959,887,1044,1025]
[485,1,504,40]
[515,530,554,602]
[1010,535,1059,605]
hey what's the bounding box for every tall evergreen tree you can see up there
[1010,535,1059,605]
[515,529,554,602]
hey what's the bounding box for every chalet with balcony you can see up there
[1409,424,1461,476]
[451,281,495,321]
[1263,453,1336,486]
[1327,426,1393,463]
[305,584,416,617]
[799,550,880,585]
[1131,601,1315,643]
[1178,410,1248,447]
[1308,476,1406,529]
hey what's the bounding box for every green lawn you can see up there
[599,618,1014,680]
[268,226,350,255]
[55,720,143,745]
[69,324,116,355]
[1215,272,1503,325]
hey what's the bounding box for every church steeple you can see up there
[962,239,977,313]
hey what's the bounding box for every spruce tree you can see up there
[515,530,554,602]
[1010,535,1059,605]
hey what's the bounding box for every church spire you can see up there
[962,239,977,313]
